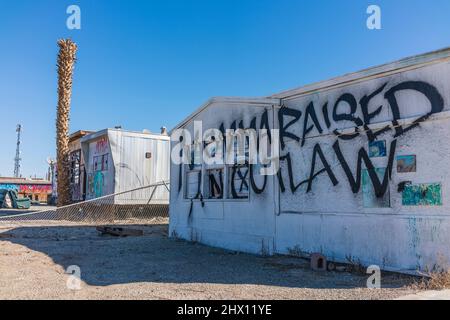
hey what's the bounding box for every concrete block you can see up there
[311,253,327,271]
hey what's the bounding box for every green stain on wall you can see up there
[362,168,390,208]
[402,183,442,206]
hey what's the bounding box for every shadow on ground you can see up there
[0,223,415,289]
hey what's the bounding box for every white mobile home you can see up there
[169,47,450,273]
[81,128,170,204]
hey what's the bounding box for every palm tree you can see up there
[56,39,77,207]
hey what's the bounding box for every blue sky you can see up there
[1,0,450,178]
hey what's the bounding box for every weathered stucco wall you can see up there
[275,60,450,273]
[169,51,450,273]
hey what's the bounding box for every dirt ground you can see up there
[0,218,421,300]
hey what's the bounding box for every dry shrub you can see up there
[413,270,450,290]
[345,255,366,275]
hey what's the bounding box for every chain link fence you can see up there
[0,181,170,225]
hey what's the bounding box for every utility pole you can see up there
[14,124,22,178]
[47,158,56,205]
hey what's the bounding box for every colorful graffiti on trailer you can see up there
[93,171,104,198]
[95,137,108,154]
[0,184,19,191]
[0,184,52,193]
[87,172,105,198]
[86,137,110,199]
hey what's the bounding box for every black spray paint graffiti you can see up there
[208,169,224,199]
[179,80,444,200]
[230,165,250,199]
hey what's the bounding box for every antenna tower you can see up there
[14,124,22,178]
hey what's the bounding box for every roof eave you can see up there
[169,96,281,134]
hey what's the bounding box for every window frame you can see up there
[227,164,250,200]
[181,128,254,203]
[204,167,225,200]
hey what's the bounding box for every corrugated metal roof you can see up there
[0,178,51,185]
[81,128,169,144]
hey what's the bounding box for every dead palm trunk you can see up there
[56,39,77,207]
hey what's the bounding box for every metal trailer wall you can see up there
[169,48,450,273]
[81,129,170,204]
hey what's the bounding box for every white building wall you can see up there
[169,100,278,254]
[169,49,450,273]
[274,60,450,272]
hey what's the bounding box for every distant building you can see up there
[0,177,52,203]
[80,128,170,204]
[68,130,95,202]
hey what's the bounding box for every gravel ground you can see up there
[0,218,420,300]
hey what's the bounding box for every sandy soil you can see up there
[0,218,420,300]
